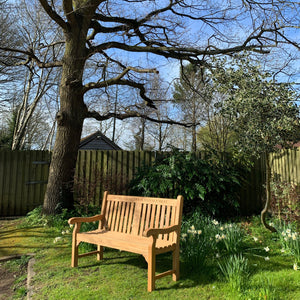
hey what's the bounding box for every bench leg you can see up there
[148,252,156,292]
[172,247,180,281]
[71,240,79,267]
[97,245,103,260]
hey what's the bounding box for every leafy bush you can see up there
[129,150,242,217]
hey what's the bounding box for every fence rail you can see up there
[1,149,299,217]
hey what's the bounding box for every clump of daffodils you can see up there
[281,229,298,241]
[278,227,299,270]
[186,225,202,235]
[215,233,227,243]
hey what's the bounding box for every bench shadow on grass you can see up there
[0,225,70,258]
[76,249,215,291]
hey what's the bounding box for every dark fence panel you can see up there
[0,150,51,216]
[1,149,298,217]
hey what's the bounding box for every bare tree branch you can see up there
[38,0,68,30]
[0,46,62,68]
[86,109,199,127]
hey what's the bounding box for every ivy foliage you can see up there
[129,150,242,218]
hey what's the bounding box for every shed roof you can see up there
[79,131,122,150]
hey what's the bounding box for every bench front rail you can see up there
[68,192,184,292]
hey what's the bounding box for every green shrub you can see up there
[129,149,242,217]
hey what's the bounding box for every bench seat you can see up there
[77,229,177,257]
[68,191,184,292]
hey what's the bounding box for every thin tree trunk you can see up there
[261,152,277,232]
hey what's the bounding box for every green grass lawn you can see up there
[0,216,299,300]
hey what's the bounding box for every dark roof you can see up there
[79,131,122,150]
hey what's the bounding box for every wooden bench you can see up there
[68,191,184,292]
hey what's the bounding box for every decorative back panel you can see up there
[101,194,181,242]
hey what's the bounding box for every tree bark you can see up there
[42,25,88,214]
[261,152,277,232]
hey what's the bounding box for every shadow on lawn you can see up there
[0,221,69,257]
[76,250,217,291]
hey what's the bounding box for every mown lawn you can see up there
[0,216,299,300]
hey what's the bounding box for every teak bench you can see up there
[68,191,184,292]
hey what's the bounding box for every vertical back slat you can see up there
[164,205,172,240]
[159,205,166,240]
[106,200,114,230]
[118,201,126,232]
[114,201,122,231]
[127,202,135,234]
[132,202,142,235]
[149,204,156,229]
[122,202,130,233]
[139,203,147,235]
[169,206,177,242]
[144,203,152,231]
[111,201,119,231]
[154,204,161,229]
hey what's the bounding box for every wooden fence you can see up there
[0,150,51,216]
[74,150,157,207]
[271,149,300,184]
[1,149,299,217]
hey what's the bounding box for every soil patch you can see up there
[0,261,27,300]
[0,264,16,299]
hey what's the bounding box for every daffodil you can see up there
[212,219,219,225]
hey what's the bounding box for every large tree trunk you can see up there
[43,28,88,214]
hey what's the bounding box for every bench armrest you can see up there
[143,225,180,238]
[68,214,104,225]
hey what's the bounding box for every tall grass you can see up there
[218,254,250,292]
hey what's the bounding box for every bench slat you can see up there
[122,202,130,234]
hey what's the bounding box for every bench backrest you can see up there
[99,192,183,243]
